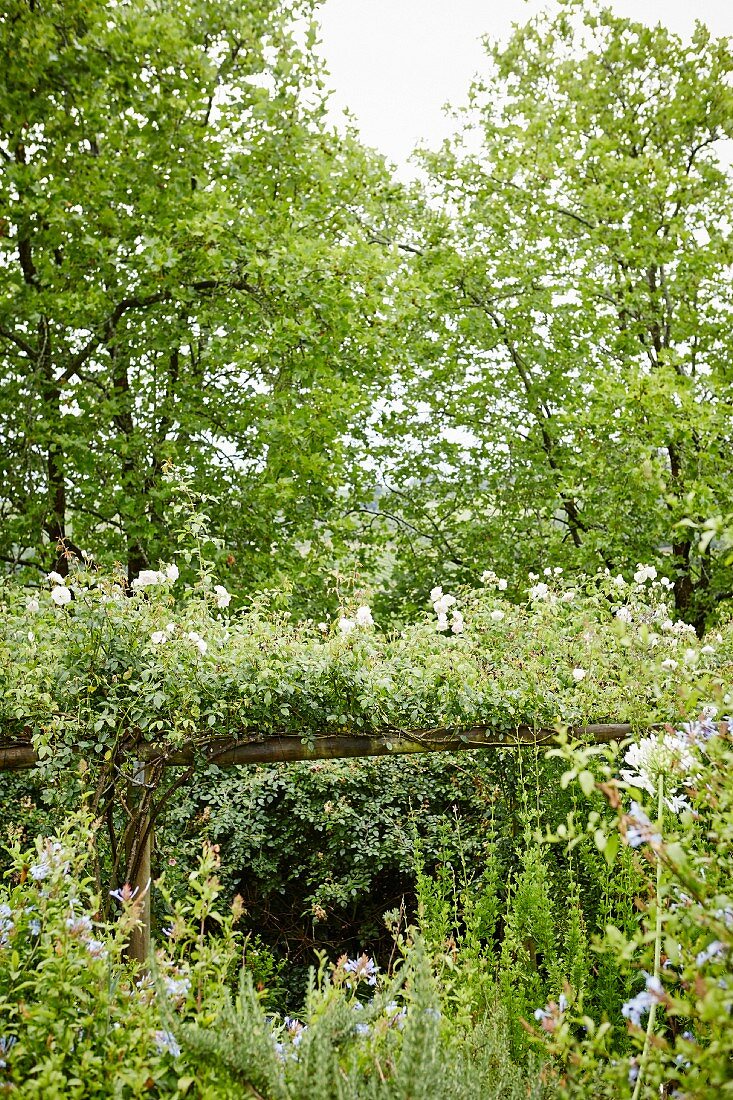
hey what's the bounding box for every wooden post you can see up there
[125,761,152,966]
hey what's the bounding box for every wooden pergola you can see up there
[0,722,635,962]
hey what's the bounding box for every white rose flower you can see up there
[355,605,374,627]
[561,590,575,602]
[436,613,449,632]
[338,617,356,635]
[633,564,657,584]
[47,571,65,586]
[529,582,549,600]
[572,667,587,682]
[433,593,456,615]
[430,586,443,603]
[51,585,71,606]
[661,658,678,670]
[151,631,167,645]
[317,622,329,633]
[132,569,163,589]
[613,575,626,588]
[450,610,464,634]
[165,563,179,582]
[497,578,508,591]
[26,596,40,613]
[166,622,176,634]
[490,609,505,622]
[700,645,715,655]
[214,585,231,609]
[187,631,207,654]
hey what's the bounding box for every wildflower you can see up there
[187,631,207,655]
[343,953,379,987]
[164,974,191,999]
[385,1002,408,1028]
[666,794,691,814]
[65,914,93,937]
[623,802,662,849]
[284,1017,307,1046]
[151,631,167,645]
[633,564,657,584]
[51,585,71,606]
[0,905,14,947]
[490,609,505,622]
[131,569,163,589]
[164,563,179,582]
[529,582,549,600]
[29,858,52,882]
[695,941,727,967]
[354,1022,371,1037]
[355,605,374,627]
[154,1030,181,1058]
[622,973,665,1026]
[109,883,143,904]
[338,617,356,635]
[26,596,40,613]
[0,1036,16,1069]
[47,571,65,586]
[86,938,108,959]
[533,997,566,1033]
[214,584,231,609]
[28,918,41,937]
[572,668,587,682]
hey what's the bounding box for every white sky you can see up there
[319,0,733,169]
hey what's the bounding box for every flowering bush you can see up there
[534,719,733,1098]
[2,561,729,763]
[0,820,553,1099]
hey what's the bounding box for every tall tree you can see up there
[364,2,733,629]
[0,0,399,589]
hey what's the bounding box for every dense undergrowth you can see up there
[1,561,732,1095]
[1,710,732,1097]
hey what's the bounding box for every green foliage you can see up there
[539,720,733,1097]
[0,817,554,1099]
[363,1,733,631]
[0,0,403,597]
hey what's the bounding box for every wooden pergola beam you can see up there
[0,722,634,772]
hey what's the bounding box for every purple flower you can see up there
[154,1030,181,1058]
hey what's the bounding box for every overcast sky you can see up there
[319,0,733,169]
